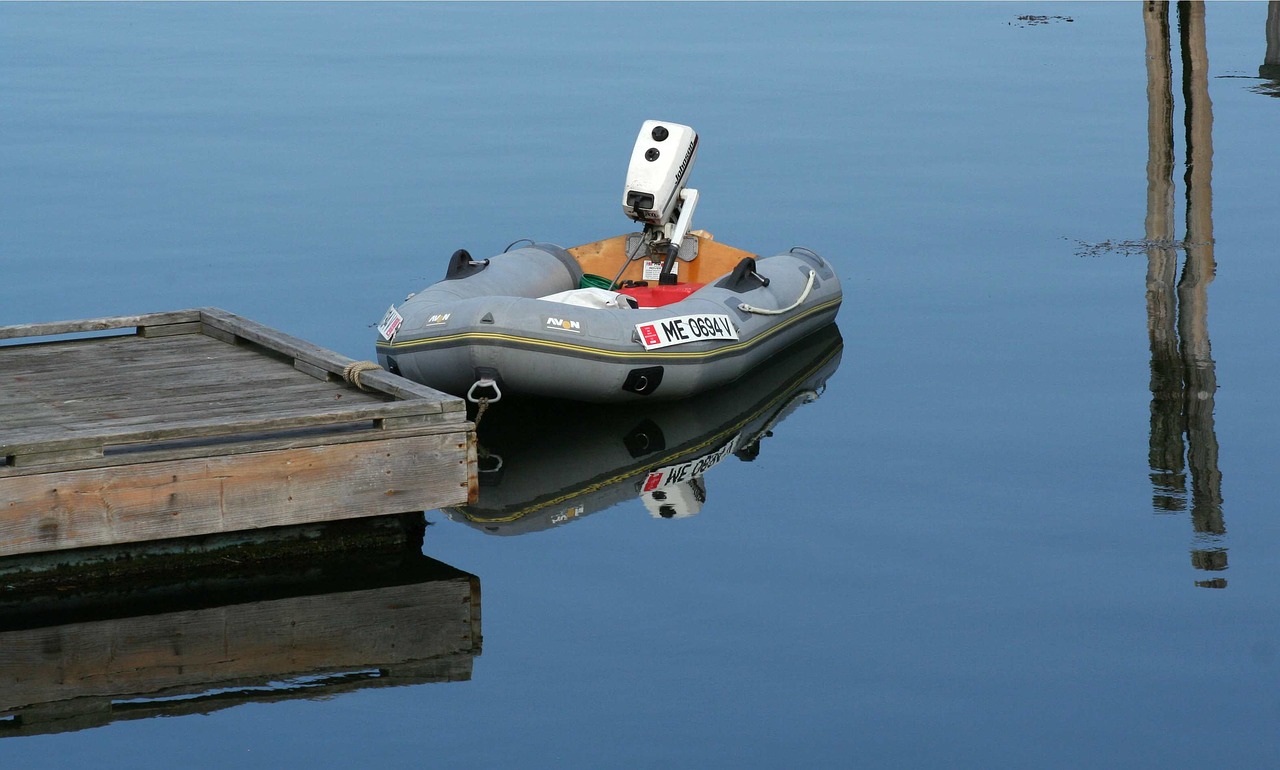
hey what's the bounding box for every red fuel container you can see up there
[616,283,706,308]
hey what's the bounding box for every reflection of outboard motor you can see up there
[642,478,706,519]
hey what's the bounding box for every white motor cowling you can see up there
[622,120,698,227]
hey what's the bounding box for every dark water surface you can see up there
[3,3,1280,767]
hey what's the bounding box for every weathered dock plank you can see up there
[1,399,460,461]
[0,380,366,430]
[0,309,475,557]
[0,432,471,552]
[198,307,461,406]
[0,310,203,341]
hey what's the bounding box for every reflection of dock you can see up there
[0,515,481,737]
[0,308,474,557]
[1143,1,1226,587]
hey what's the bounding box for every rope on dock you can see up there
[342,360,382,391]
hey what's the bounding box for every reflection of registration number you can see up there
[642,435,740,492]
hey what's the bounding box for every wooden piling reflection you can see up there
[1144,1,1184,511]
[1143,1,1226,586]
[1178,2,1225,571]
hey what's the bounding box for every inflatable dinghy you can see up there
[375,121,841,403]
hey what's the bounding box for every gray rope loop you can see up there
[738,269,817,315]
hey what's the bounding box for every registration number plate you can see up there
[635,313,737,350]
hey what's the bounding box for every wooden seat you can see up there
[567,233,758,287]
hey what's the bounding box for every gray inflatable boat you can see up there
[374,234,840,403]
[373,120,842,403]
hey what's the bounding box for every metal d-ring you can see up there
[466,378,502,404]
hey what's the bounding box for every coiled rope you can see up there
[342,360,381,391]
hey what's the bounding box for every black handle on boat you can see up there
[445,249,490,281]
[721,257,770,292]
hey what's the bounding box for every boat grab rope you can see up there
[342,360,381,391]
[466,378,502,429]
[738,269,817,315]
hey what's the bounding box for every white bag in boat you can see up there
[538,287,638,309]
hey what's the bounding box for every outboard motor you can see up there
[621,120,701,285]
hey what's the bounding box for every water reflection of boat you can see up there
[443,324,842,535]
[0,516,481,737]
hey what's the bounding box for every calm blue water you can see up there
[3,3,1280,767]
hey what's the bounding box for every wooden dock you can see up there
[0,308,475,557]
[0,515,481,737]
